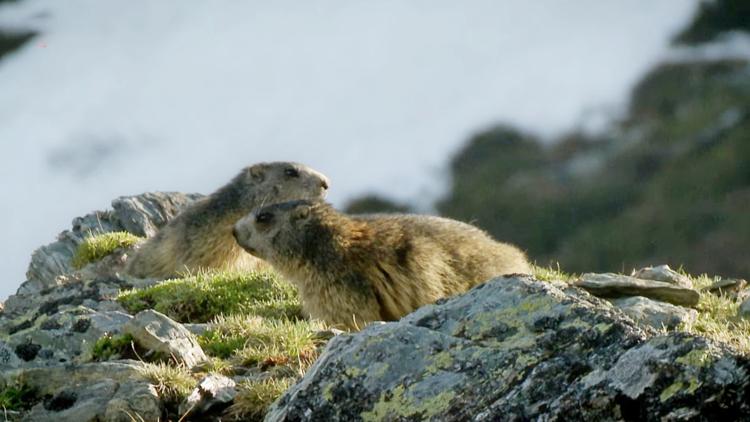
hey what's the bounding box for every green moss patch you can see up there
[117,270,301,323]
[71,231,142,269]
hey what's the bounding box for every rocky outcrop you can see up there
[268,277,749,421]
[0,192,200,371]
[0,191,737,421]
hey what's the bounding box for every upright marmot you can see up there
[232,200,531,329]
[125,162,329,278]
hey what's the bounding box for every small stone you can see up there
[575,273,700,307]
[738,297,750,319]
[610,296,697,330]
[631,265,692,288]
[179,374,237,418]
[311,328,345,341]
[705,278,747,296]
[123,310,207,367]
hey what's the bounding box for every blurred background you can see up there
[1,0,748,299]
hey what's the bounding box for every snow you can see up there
[0,0,698,298]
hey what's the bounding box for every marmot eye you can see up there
[255,212,274,224]
[284,168,300,178]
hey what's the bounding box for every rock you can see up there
[738,297,750,319]
[705,278,747,296]
[575,273,700,307]
[1,361,147,396]
[610,296,697,330]
[631,264,692,288]
[103,381,161,422]
[22,380,118,422]
[0,307,134,369]
[179,374,237,418]
[311,328,346,342]
[183,323,210,336]
[111,191,202,238]
[267,276,750,421]
[21,192,201,295]
[124,310,207,367]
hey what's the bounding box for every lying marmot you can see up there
[125,162,329,278]
[232,200,531,329]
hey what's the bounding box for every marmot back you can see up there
[233,200,530,329]
[125,163,329,279]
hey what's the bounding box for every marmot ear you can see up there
[249,166,266,182]
[292,205,311,221]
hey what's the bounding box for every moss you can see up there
[227,377,294,420]
[90,333,135,361]
[71,231,142,269]
[361,385,456,421]
[117,270,300,323]
[137,363,196,404]
[660,381,684,402]
[675,348,714,368]
[0,384,37,411]
[425,352,454,374]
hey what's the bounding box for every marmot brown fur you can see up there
[125,162,329,278]
[232,200,531,329]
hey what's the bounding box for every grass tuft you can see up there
[199,315,324,368]
[0,384,37,411]
[678,274,750,354]
[227,378,294,420]
[137,362,196,404]
[117,270,301,323]
[72,231,142,269]
[531,264,577,283]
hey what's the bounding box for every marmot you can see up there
[232,200,531,329]
[125,162,330,278]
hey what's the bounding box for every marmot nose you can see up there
[320,179,329,190]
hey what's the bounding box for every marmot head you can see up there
[226,162,330,210]
[233,200,332,263]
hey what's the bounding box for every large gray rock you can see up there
[610,296,697,330]
[124,310,207,367]
[576,273,700,307]
[22,380,119,422]
[103,381,162,422]
[0,361,147,395]
[267,276,750,421]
